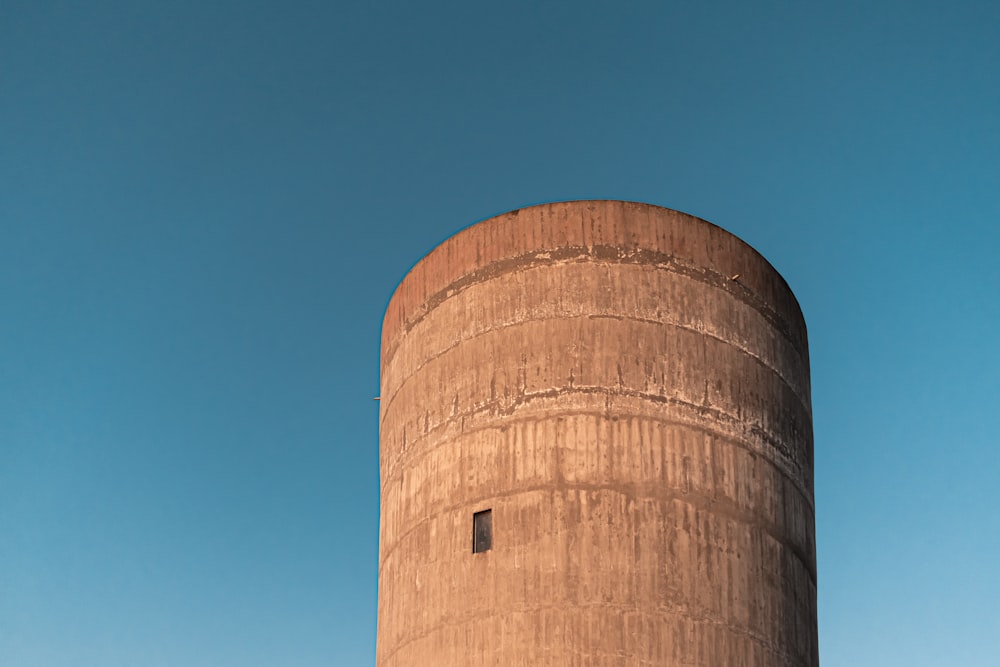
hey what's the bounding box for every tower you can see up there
[377,201,816,666]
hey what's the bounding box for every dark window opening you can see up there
[473,509,492,553]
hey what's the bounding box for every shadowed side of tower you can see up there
[377,201,817,666]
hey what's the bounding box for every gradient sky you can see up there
[2,1,998,665]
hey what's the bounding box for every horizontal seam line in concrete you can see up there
[380,312,810,430]
[383,387,812,503]
[383,246,806,368]
[377,585,804,667]
[379,478,816,586]
[382,406,814,516]
[383,260,810,403]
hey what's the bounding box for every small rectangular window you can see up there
[472,509,492,553]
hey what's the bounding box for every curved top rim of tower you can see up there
[380,200,805,346]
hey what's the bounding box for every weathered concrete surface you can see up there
[377,201,816,666]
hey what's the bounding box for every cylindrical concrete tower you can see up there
[377,201,816,666]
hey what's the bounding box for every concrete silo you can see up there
[377,201,816,666]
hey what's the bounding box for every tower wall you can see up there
[377,201,816,666]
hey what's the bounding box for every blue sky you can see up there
[2,1,998,665]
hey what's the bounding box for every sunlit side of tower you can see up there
[377,201,817,666]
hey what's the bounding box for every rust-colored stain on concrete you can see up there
[377,201,817,666]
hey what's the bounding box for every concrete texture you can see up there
[377,201,816,666]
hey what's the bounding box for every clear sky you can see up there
[2,1,998,665]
